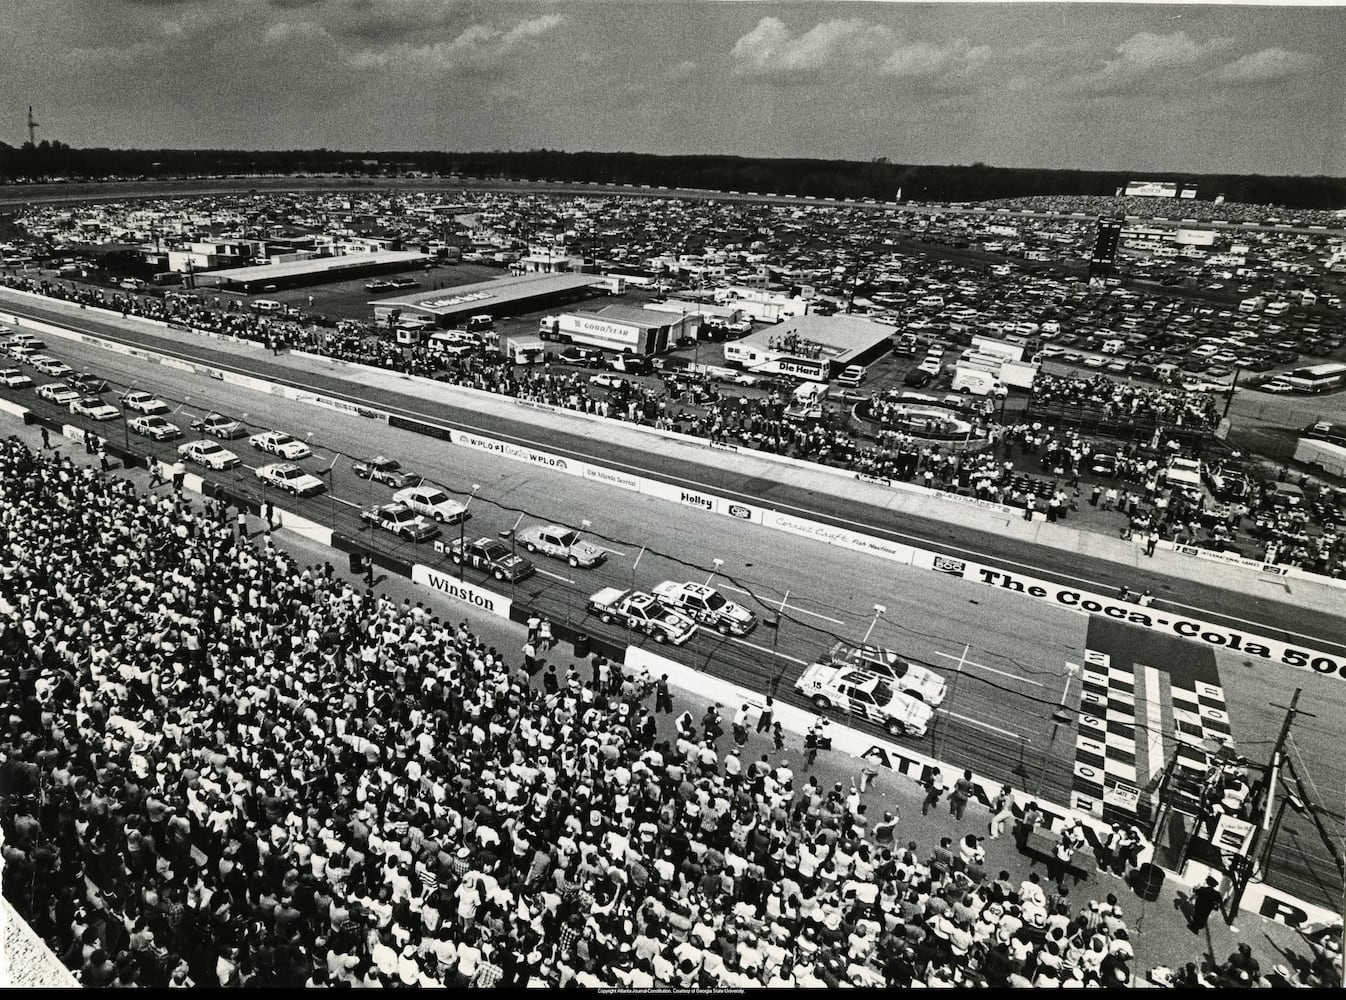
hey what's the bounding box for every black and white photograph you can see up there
[0,0,1343,989]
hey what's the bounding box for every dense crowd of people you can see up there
[7,437,1341,987]
[4,271,1346,581]
[1031,372,1220,429]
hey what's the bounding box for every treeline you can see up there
[1,141,1342,209]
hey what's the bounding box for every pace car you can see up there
[587,588,698,645]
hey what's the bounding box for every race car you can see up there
[255,462,326,497]
[445,536,535,582]
[819,642,947,706]
[31,356,74,377]
[69,373,110,394]
[37,382,81,405]
[360,502,441,543]
[794,663,933,738]
[651,580,757,636]
[352,455,419,487]
[393,484,468,523]
[191,412,249,439]
[178,439,241,469]
[0,368,33,389]
[249,430,312,460]
[122,390,171,415]
[128,414,183,441]
[515,524,607,568]
[70,396,120,421]
[587,588,698,645]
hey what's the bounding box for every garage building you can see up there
[371,272,603,329]
[723,314,893,380]
[540,305,699,356]
[196,250,429,293]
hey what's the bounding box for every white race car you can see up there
[820,642,947,706]
[37,382,81,405]
[70,396,120,421]
[587,588,698,645]
[32,356,74,377]
[515,524,607,568]
[249,430,312,460]
[652,580,756,635]
[393,485,468,523]
[122,391,171,415]
[178,439,241,469]
[128,414,183,441]
[256,462,326,497]
[0,368,33,389]
[794,663,933,738]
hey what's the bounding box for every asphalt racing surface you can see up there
[5,293,1346,907]
[6,293,1344,656]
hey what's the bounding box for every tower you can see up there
[26,106,39,145]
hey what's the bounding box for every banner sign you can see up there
[449,430,579,475]
[1170,542,1287,577]
[410,563,512,620]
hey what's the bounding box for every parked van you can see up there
[251,299,284,314]
[1100,339,1125,355]
[951,368,1008,398]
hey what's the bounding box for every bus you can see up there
[1283,363,1346,394]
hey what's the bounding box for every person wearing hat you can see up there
[1188,875,1223,932]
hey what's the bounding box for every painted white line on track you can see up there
[937,708,1025,741]
[726,636,809,666]
[718,583,846,625]
[30,307,1344,653]
[934,649,1046,687]
[535,567,575,585]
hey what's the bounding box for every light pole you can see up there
[459,483,480,581]
[862,604,886,645]
[705,558,723,587]
[508,512,524,602]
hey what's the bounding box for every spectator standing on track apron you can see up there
[921,767,945,816]
[949,770,976,821]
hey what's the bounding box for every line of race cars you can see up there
[3,333,957,740]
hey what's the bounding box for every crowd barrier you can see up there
[6,306,1346,684]
[5,399,1334,933]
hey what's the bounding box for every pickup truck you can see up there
[651,581,756,636]
[515,524,607,568]
[587,588,698,645]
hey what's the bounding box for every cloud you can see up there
[1213,47,1318,85]
[263,19,332,48]
[348,14,563,74]
[1076,30,1235,93]
[731,16,990,88]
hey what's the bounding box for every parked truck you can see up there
[951,367,1008,398]
[1295,436,1346,479]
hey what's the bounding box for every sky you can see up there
[3,0,1343,176]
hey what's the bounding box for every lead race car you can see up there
[587,588,698,645]
[651,580,756,636]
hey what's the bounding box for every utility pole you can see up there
[1263,689,1308,833]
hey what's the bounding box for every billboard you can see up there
[1180,188,1198,199]
[1125,181,1179,198]
[1175,228,1217,247]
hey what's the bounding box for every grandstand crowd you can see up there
[3,436,1342,989]
[2,272,1344,582]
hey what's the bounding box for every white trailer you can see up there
[1295,437,1346,479]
